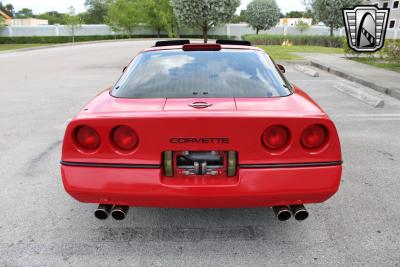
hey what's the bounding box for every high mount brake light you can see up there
[301,125,327,149]
[76,126,101,150]
[182,44,222,51]
[262,125,290,150]
[112,125,138,150]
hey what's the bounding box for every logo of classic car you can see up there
[170,137,230,144]
[343,5,390,52]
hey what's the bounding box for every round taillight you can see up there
[112,125,138,150]
[262,125,290,150]
[76,125,100,150]
[301,125,327,149]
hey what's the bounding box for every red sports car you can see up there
[61,40,342,222]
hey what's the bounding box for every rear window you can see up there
[111,49,292,98]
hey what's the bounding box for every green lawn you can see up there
[259,45,344,60]
[0,44,52,51]
[352,58,400,73]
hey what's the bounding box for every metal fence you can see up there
[1,23,399,39]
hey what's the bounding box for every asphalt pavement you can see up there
[0,40,399,266]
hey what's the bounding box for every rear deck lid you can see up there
[164,98,236,111]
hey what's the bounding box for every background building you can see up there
[279,18,313,26]
[367,0,400,29]
[9,18,48,26]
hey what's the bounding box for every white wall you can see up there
[0,23,398,39]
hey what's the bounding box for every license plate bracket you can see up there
[163,151,237,177]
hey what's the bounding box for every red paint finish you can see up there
[61,165,342,208]
[164,98,236,111]
[60,46,343,208]
[62,93,341,166]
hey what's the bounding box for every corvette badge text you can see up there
[170,137,230,144]
[343,5,390,52]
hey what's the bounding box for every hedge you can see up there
[242,34,345,48]
[0,35,236,44]
[343,38,400,60]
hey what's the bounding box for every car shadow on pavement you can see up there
[90,207,298,243]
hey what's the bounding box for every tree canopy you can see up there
[3,3,14,16]
[230,10,247,23]
[106,0,144,37]
[171,0,240,43]
[246,0,280,34]
[142,0,177,37]
[296,20,310,34]
[309,0,362,36]
[36,11,67,25]
[64,6,82,42]
[0,1,13,17]
[83,0,109,24]
[15,8,33,18]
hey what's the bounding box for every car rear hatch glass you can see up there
[111,49,291,99]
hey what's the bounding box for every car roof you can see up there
[143,44,264,53]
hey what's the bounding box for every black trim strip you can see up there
[61,161,160,169]
[61,161,342,170]
[239,161,342,169]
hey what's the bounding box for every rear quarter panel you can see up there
[62,89,341,166]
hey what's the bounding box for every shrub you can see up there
[343,38,400,60]
[242,34,344,47]
[386,42,400,61]
[343,37,360,58]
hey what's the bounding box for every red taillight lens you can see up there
[301,125,327,149]
[76,126,100,150]
[262,125,290,150]
[112,125,138,150]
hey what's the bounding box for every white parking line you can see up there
[332,114,400,121]
[341,118,400,121]
[345,114,400,117]
[291,79,336,82]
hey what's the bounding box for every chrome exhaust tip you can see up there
[94,204,113,220]
[111,205,129,220]
[289,205,309,221]
[272,206,292,221]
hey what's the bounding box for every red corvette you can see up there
[61,40,342,222]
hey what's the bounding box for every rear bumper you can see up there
[61,163,342,208]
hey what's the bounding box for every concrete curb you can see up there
[310,60,400,100]
[294,64,319,77]
[334,82,384,108]
[276,60,310,65]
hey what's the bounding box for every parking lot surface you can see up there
[0,40,399,266]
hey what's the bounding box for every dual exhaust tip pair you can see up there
[95,204,308,221]
[94,204,129,220]
[272,204,309,221]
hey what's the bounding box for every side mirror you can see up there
[277,64,285,73]
[122,66,127,73]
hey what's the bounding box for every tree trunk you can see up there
[330,25,334,37]
[256,28,259,35]
[176,23,180,38]
[157,27,161,38]
[72,26,75,43]
[202,23,208,43]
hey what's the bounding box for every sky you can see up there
[2,0,306,15]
